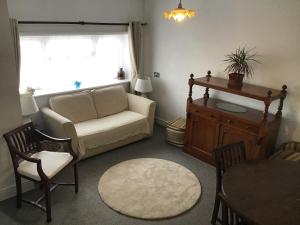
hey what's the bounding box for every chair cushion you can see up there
[91,86,128,118]
[270,142,300,163]
[270,149,300,162]
[49,91,97,123]
[17,151,73,181]
[75,111,149,150]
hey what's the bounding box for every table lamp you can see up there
[134,77,153,98]
[20,93,39,123]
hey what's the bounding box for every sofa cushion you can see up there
[74,111,149,151]
[49,91,97,123]
[92,86,128,118]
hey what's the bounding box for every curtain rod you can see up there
[18,21,147,26]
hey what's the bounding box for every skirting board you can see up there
[155,117,168,127]
[0,180,35,202]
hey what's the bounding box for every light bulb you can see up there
[174,13,186,22]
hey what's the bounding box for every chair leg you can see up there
[211,195,220,225]
[44,181,52,222]
[222,200,228,225]
[74,163,79,193]
[229,209,234,225]
[15,174,22,208]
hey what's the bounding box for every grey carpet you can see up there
[0,125,216,225]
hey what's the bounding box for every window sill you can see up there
[34,79,130,97]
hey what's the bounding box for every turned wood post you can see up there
[263,90,272,121]
[206,70,211,80]
[188,74,194,103]
[203,71,211,105]
[276,85,287,118]
[204,88,209,105]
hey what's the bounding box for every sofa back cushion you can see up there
[49,91,97,123]
[92,86,128,118]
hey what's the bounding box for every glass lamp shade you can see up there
[20,93,39,116]
[135,77,153,93]
[164,1,196,22]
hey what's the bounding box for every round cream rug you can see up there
[98,158,201,219]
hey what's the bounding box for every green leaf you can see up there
[223,46,260,78]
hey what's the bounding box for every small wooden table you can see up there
[222,160,300,225]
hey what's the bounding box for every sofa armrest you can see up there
[41,107,79,153]
[127,93,156,135]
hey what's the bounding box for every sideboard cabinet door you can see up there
[219,125,258,159]
[185,114,220,164]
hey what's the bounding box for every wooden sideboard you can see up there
[184,71,287,165]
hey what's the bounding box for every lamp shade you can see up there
[135,77,153,93]
[20,93,39,116]
[164,0,196,22]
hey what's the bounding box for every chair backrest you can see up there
[214,141,246,191]
[3,122,40,168]
[218,193,256,225]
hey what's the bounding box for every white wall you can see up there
[7,0,145,22]
[144,0,300,143]
[7,0,146,34]
[0,0,145,201]
[0,0,23,201]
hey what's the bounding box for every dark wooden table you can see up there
[223,160,300,225]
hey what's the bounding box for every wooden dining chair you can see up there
[4,122,79,222]
[218,193,256,225]
[211,141,246,225]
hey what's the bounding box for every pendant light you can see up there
[164,0,196,22]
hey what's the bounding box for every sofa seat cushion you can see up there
[74,111,149,151]
[92,86,128,118]
[17,151,73,181]
[50,91,97,123]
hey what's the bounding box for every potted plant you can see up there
[224,47,260,88]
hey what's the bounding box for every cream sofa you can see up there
[41,86,156,159]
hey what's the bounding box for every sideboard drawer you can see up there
[190,108,220,121]
[221,116,259,134]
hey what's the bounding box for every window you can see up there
[20,34,131,94]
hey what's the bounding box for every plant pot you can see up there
[228,73,244,89]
